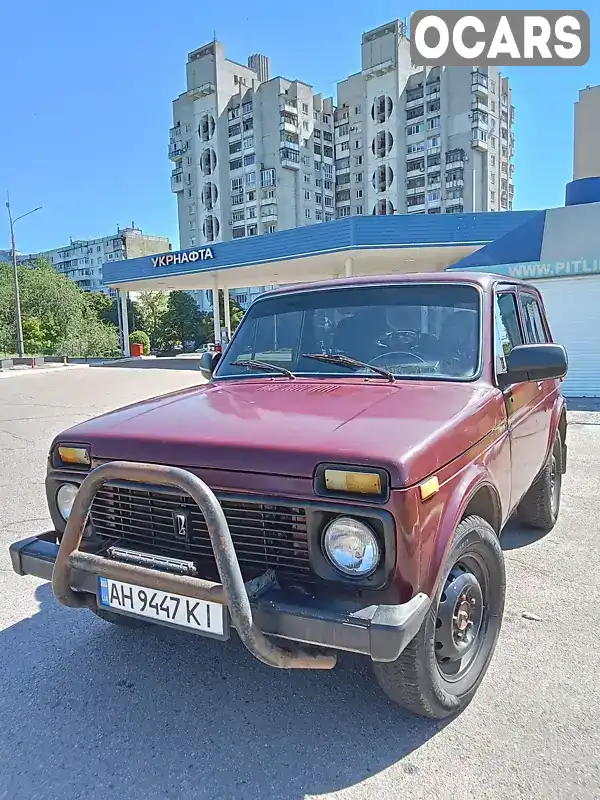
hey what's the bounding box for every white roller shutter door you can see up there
[530,276,600,397]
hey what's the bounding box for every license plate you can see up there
[98,577,228,638]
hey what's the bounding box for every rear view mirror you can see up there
[199,351,221,380]
[502,343,568,386]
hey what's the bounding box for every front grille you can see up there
[90,485,311,581]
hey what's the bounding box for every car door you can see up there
[518,289,557,461]
[494,289,549,509]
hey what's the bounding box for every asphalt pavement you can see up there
[0,367,598,800]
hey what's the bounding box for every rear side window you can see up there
[494,292,523,374]
[520,293,548,343]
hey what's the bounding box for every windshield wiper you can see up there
[231,359,295,379]
[301,353,395,382]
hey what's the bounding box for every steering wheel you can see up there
[369,351,426,365]
[377,330,419,349]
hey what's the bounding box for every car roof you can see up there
[260,270,531,298]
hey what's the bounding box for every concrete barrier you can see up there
[0,359,14,371]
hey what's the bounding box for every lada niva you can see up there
[9,272,568,718]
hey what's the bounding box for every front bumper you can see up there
[9,461,430,667]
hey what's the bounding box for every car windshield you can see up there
[216,283,481,381]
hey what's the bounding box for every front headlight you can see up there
[56,483,79,521]
[322,516,380,577]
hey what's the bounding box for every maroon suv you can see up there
[9,272,568,719]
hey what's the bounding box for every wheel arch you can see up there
[420,466,503,598]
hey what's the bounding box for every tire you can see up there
[517,435,562,533]
[90,605,148,629]
[372,515,505,720]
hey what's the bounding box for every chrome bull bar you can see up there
[52,460,336,670]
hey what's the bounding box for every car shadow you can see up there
[500,518,552,550]
[92,357,205,372]
[0,582,447,800]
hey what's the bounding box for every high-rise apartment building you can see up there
[169,41,335,309]
[170,22,515,309]
[335,20,514,218]
[573,85,600,181]
[35,227,171,294]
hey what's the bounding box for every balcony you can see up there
[169,125,182,141]
[406,202,425,212]
[427,161,441,173]
[261,209,278,222]
[406,166,424,178]
[363,59,394,80]
[280,100,297,115]
[446,196,463,206]
[170,168,183,192]
[280,119,298,135]
[406,185,426,196]
[334,110,349,125]
[471,73,488,98]
[426,86,440,101]
[471,98,488,113]
[168,141,187,160]
[446,179,464,189]
[188,82,215,99]
[406,94,425,109]
[280,148,300,170]
[472,131,488,151]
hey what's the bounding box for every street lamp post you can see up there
[5,192,41,358]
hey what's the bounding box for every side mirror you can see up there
[199,350,221,380]
[501,343,568,386]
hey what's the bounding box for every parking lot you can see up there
[0,366,599,800]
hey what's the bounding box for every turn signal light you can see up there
[419,476,440,501]
[324,469,382,495]
[57,446,91,466]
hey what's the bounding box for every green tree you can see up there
[85,292,113,322]
[219,293,245,333]
[163,291,202,349]
[135,291,168,348]
[0,258,120,358]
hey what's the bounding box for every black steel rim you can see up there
[434,554,489,682]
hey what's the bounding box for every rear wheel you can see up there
[517,436,562,533]
[372,516,505,719]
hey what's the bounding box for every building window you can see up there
[230,158,242,171]
[338,124,349,136]
[247,190,256,202]
[407,141,425,154]
[427,189,440,202]
[265,224,277,234]
[244,154,256,167]
[427,116,440,130]
[302,102,309,114]
[314,129,321,139]
[232,226,245,239]
[229,123,241,137]
[303,120,309,130]
[242,101,253,115]
[247,206,257,219]
[243,136,254,150]
[189,220,195,230]
[315,193,322,203]
[261,168,276,187]
[304,190,311,200]
[406,122,424,136]
[323,131,333,142]
[316,210,323,221]
[305,209,311,218]
[189,205,195,215]
[355,172,363,182]
[324,179,333,190]
[427,136,441,149]
[324,196,333,207]
[229,141,242,155]
[247,224,258,236]
[490,190,496,203]
[490,80,497,93]
[340,141,350,152]
[245,172,256,188]
[314,143,322,155]
[304,174,311,183]
[322,114,330,124]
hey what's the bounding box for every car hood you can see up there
[55,378,502,489]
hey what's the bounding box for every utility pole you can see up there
[5,192,41,358]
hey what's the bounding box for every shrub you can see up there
[129,330,151,355]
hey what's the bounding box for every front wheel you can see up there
[372,515,505,719]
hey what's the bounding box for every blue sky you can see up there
[1,0,597,253]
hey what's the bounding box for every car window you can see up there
[520,293,548,343]
[216,283,482,381]
[494,292,523,375]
